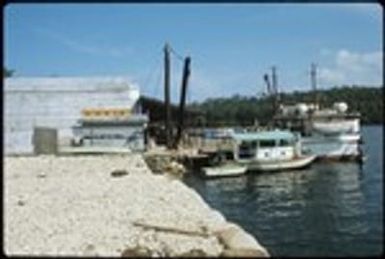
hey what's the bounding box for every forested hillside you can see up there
[188,86,383,126]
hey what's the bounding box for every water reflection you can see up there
[184,161,377,256]
[184,127,383,256]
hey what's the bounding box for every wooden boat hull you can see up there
[238,155,317,172]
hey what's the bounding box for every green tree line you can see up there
[188,86,383,126]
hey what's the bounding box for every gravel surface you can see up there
[4,154,226,256]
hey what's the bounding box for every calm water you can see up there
[183,125,383,257]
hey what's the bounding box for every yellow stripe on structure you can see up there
[81,108,131,117]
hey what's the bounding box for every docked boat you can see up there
[312,120,357,135]
[273,102,362,160]
[231,130,316,172]
[202,163,247,177]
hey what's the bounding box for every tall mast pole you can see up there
[174,56,191,149]
[263,74,271,95]
[164,43,171,148]
[271,66,278,115]
[311,63,318,109]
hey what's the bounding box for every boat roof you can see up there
[231,130,295,141]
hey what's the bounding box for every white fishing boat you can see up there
[274,102,362,160]
[232,130,316,172]
[244,155,316,171]
[312,120,357,135]
[202,163,247,177]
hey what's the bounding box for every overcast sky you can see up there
[5,3,383,102]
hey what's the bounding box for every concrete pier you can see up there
[4,154,269,257]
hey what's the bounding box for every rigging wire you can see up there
[187,83,192,104]
[169,44,185,103]
[170,44,195,104]
[169,45,185,62]
[142,50,163,98]
[154,62,162,99]
[154,43,194,102]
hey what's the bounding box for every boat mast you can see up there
[263,73,275,120]
[271,66,279,116]
[174,56,191,149]
[263,73,271,96]
[164,43,171,149]
[311,63,318,110]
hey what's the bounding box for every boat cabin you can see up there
[273,102,361,137]
[232,130,300,162]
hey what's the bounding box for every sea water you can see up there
[183,125,383,256]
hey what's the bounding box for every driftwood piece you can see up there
[132,221,210,237]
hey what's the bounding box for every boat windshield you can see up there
[238,141,256,159]
[278,139,293,147]
[259,140,275,148]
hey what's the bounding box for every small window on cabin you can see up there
[259,140,276,148]
[279,139,291,147]
[238,141,255,159]
[239,141,253,151]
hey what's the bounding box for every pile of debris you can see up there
[143,153,186,177]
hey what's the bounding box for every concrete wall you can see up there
[4,77,140,155]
